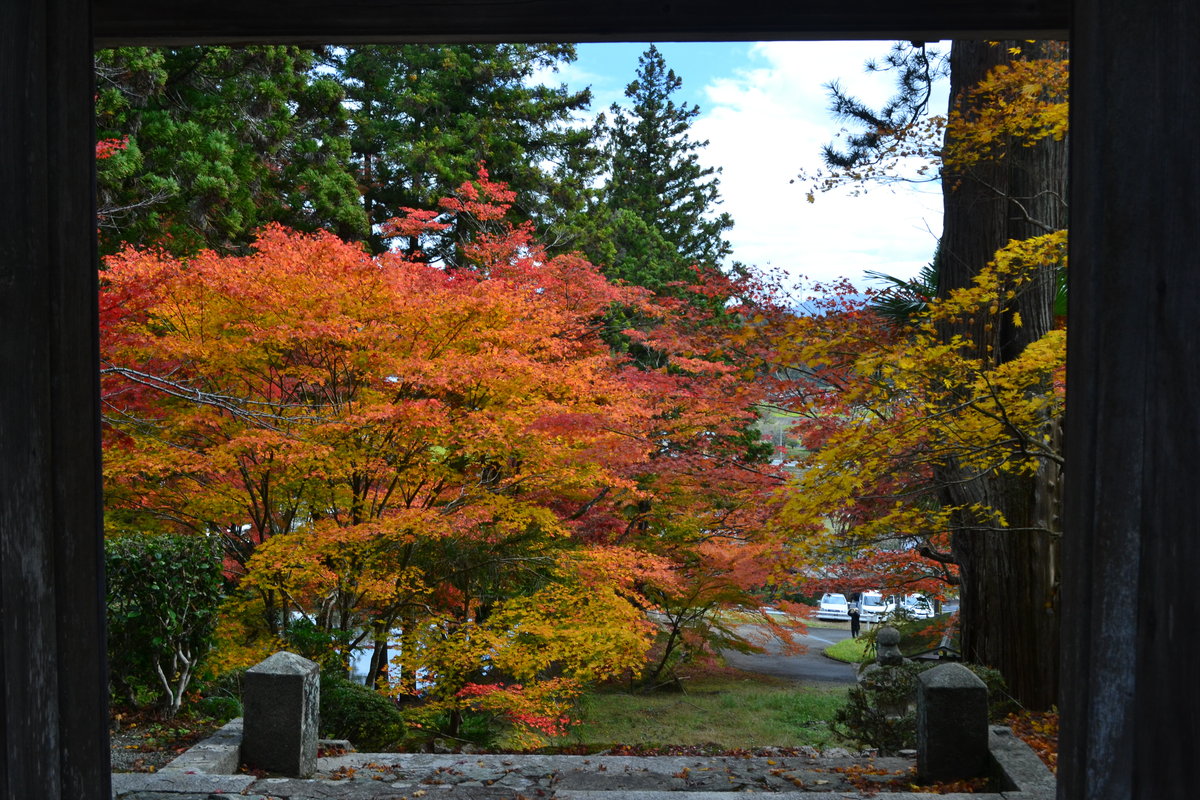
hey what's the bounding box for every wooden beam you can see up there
[1,1,109,798]
[1061,0,1200,796]
[94,0,1070,47]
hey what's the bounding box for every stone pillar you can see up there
[242,651,320,777]
[916,662,989,783]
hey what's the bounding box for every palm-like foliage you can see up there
[867,245,1066,325]
[865,257,939,325]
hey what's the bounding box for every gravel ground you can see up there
[109,729,182,773]
[109,717,224,773]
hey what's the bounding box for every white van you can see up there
[851,590,889,622]
[898,594,936,619]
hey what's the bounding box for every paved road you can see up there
[721,622,859,684]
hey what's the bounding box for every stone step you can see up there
[553,793,904,799]
[552,793,950,800]
[112,724,1054,799]
[313,751,917,795]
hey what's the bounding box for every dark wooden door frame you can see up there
[91,0,1071,46]
[3,1,1195,798]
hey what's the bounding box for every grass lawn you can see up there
[715,607,851,632]
[552,668,848,752]
[824,636,873,664]
[823,615,958,665]
[803,617,854,631]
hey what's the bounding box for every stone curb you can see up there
[988,725,1056,799]
[111,770,257,796]
[158,717,243,775]
[553,794,980,800]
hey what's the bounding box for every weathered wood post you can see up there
[242,652,320,777]
[1,1,108,798]
[916,662,989,783]
[1063,2,1200,797]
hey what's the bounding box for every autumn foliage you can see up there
[100,170,791,742]
[769,231,1065,600]
[1006,708,1058,773]
[768,44,1068,711]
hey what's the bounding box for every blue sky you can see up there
[543,42,949,293]
[573,42,755,109]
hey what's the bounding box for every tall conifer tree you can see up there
[594,45,733,292]
[335,44,598,257]
[95,46,367,256]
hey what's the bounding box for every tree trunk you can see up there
[939,40,1066,710]
[368,634,389,690]
[395,611,419,697]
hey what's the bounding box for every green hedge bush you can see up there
[319,671,407,751]
[106,532,224,715]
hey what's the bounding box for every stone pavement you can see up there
[112,747,1047,799]
[111,720,1055,799]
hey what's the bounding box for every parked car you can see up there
[900,594,936,619]
[883,593,936,621]
[816,592,850,621]
[850,590,889,622]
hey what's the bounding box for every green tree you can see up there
[334,43,599,257]
[95,45,367,256]
[592,44,733,292]
[106,533,225,716]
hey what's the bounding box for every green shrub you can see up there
[204,665,248,699]
[196,694,242,721]
[319,672,407,751]
[187,665,245,723]
[962,662,1019,720]
[422,709,501,750]
[281,616,353,673]
[834,662,924,754]
[106,532,224,715]
[834,660,1013,754]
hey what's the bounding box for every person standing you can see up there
[849,604,861,638]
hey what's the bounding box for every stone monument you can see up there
[242,651,320,777]
[916,661,989,782]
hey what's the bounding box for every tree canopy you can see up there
[101,172,794,740]
[95,45,367,256]
[335,44,599,257]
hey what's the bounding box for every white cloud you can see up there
[534,41,948,292]
[692,42,946,290]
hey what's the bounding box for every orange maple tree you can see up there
[101,171,792,741]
